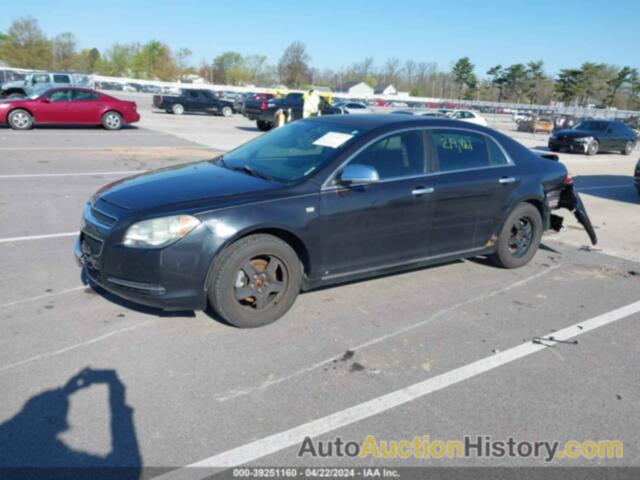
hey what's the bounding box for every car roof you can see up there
[308,114,487,133]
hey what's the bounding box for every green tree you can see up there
[555,68,583,104]
[278,42,310,87]
[52,32,77,71]
[452,57,477,99]
[76,47,101,73]
[606,66,634,106]
[0,17,52,69]
[212,51,248,85]
[525,61,546,104]
[502,64,528,103]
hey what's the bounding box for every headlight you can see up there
[123,215,200,248]
[574,136,593,143]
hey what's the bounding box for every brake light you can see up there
[563,175,572,185]
[260,102,267,110]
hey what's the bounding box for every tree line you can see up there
[1,17,638,109]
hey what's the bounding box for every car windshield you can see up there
[217,120,362,183]
[574,121,608,131]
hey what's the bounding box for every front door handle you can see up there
[499,177,516,184]
[412,187,435,196]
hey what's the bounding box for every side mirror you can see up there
[338,164,380,186]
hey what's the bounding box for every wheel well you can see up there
[524,199,545,220]
[237,228,311,277]
[3,88,26,96]
[8,107,33,118]
[103,109,122,118]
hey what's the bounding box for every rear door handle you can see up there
[411,187,435,196]
[499,177,516,184]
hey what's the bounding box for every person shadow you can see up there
[0,368,141,480]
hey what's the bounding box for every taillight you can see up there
[260,102,267,110]
[563,175,572,185]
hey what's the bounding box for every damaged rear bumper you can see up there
[550,183,598,245]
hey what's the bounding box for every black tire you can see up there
[172,103,185,115]
[489,203,543,269]
[165,109,172,114]
[621,141,634,155]
[586,139,599,156]
[256,120,272,131]
[8,109,33,130]
[221,106,233,117]
[102,111,123,130]
[207,234,302,328]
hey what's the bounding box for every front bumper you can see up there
[548,139,589,153]
[75,203,221,311]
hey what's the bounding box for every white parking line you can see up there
[215,265,560,402]
[578,184,632,191]
[0,146,212,151]
[0,285,86,308]
[0,232,78,244]
[0,320,154,373]
[0,171,145,179]
[158,299,640,474]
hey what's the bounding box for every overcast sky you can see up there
[2,0,639,76]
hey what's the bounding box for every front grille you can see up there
[82,232,104,257]
[90,206,117,227]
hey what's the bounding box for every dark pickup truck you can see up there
[153,89,235,117]
[243,92,304,131]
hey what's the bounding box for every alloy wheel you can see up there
[104,113,121,129]
[234,255,287,310]
[508,217,534,258]
[10,111,31,129]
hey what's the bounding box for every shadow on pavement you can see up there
[0,368,141,479]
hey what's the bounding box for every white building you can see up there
[375,84,397,96]
[343,81,374,97]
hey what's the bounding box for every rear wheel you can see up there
[621,141,635,155]
[8,109,33,130]
[549,145,559,152]
[221,106,233,117]
[489,203,543,269]
[207,234,302,328]
[102,111,123,130]
[586,139,599,156]
[256,120,272,131]
[172,103,184,115]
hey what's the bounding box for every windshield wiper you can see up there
[232,165,274,181]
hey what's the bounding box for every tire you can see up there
[586,139,599,156]
[256,120,273,131]
[221,106,233,117]
[489,203,543,269]
[102,111,123,130]
[166,109,172,114]
[621,141,634,155]
[7,93,25,100]
[207,234,302,328]
[172,103,184,115]
[549,145,559,152]
[8,109,33,130]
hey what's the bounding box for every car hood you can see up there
[553,129,597,138]
[0,80,26,91]
[96,161,282,211]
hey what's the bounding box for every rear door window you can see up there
[53,75,71,83]
[431,130,507,172]
[73,90,100,101]
[33,74,51,84]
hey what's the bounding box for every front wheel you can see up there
[207,234,302,328]
[8,109,33,130]
[102,111,123,130]
[489,203,543,269]
[621,141,635,155]
[221,106,233,117]
[586,139,599,156]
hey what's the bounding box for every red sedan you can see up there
[0,87,140,130]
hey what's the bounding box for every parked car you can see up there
[75,115,596,328]
[238,92,275,116]
[391,109,448,118]
[1,71,91,99]
[0,87,139,130]
[0,69,26,90]
[634,158,640,196]
[449,109,488,126]
[517,117,554,134]
[324,101,372,115]
[153,89,235,117]
[548,120,637,155]
[243,92,304,131]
